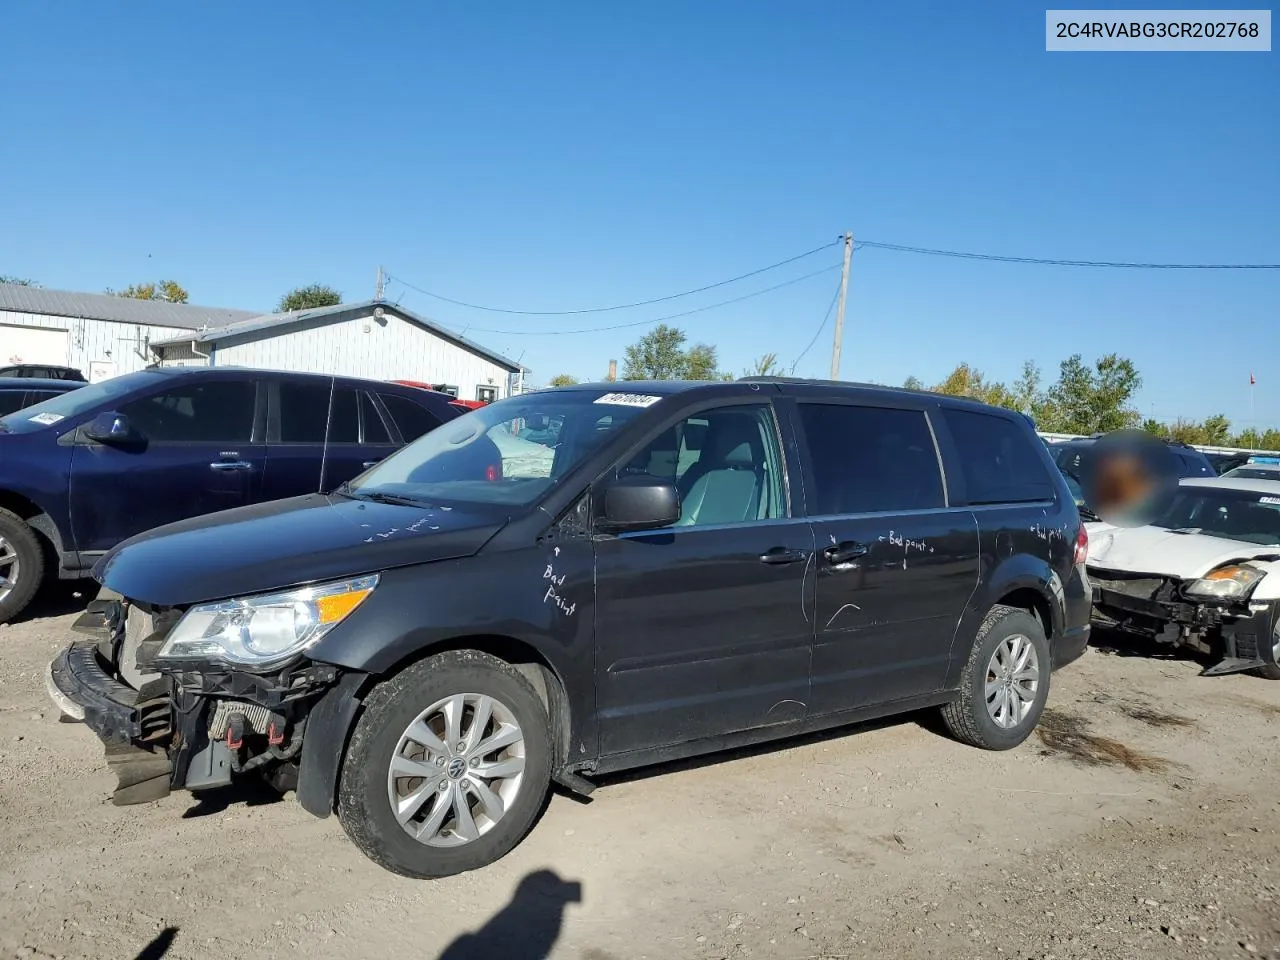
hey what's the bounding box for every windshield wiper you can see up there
[348,489,430,508]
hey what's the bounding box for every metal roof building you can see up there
[0,283,256,382]
[151,300,527,402]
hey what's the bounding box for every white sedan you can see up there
[1085,477,1280,679]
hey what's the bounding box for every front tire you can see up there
[941,604,1051,750]
[337,650,553,879]
[0,509,45,625]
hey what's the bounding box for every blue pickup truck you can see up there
[0,366,459,622]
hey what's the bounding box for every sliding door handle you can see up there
[759,547,809,565]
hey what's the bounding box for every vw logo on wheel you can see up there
[447,757,467,780]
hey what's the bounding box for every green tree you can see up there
[745,352,781,377]
[929,362,1018,410]
[903,375,925,391]
[621,324,725,380]
[108,280,189,303]
[548,374,578,387]
[0,275,38,287]
[1142,418,1169,437]
[1199,414,1232,446]
[277,284,342,313]
[1040,353,1141,434]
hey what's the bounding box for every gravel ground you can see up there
[2,587,1278,960]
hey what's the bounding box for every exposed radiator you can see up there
[207,699,273,738]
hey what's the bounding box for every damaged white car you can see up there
[1085,477,1280,679]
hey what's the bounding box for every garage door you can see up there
[1,324,69,365]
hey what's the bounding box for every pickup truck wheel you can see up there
[337,650,552,879]
[0,509,44,625]
[941,604,1051,750]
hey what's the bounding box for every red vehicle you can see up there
[390,380,487,412]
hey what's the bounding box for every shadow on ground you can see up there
[436,870,582,960]
[18,579,94,621]
[1089,625,1212,670]
[181,777,286,818]
[133,926,178,960]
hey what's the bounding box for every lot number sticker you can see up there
[28,412,64,425]
[1261,497,1280,505]
[594,393,662,408]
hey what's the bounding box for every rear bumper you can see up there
[1054,623,1091,669]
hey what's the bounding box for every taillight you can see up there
[1074,524,1089,566]
[485,464,500,482]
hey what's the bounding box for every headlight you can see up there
[1183,564,1265,601]
[156,575,378,668]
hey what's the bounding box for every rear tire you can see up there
[0,509,45,625]
[337,650,553,879]
[941,604,1051,750]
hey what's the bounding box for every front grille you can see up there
[1087,568,1169,599]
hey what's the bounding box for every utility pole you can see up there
[829,231,853,380]
[375,265,385,301]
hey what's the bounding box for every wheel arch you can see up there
[298,633,574,820]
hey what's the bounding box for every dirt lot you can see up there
[2,589,1279,960]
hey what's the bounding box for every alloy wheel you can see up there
[985,634,1040,729]
[386,692,526,848]
[0,536,20,604]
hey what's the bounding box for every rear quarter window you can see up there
[944,409,1056,504]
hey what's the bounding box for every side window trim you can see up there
[593,397,794,524]
[358,390,395,445]
[368,392,405,445]
[790,397,948,518]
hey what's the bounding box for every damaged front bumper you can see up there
[1089,568,1278,676]
[46,597,346,806]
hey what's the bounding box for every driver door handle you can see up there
[209,460,252,472]
[362,459,382,469]
[823,540,868,565]
[759,547,809,565]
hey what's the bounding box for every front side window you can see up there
[119,380,256,443]
[799,404,945,514]
[349,390,651,506]
[0,391,27,416]
[329,388,359,444]
[944,408,1055,505]
[618,403,786,526]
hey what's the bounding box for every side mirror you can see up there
[84,411,138,445]
[599,475,681,532]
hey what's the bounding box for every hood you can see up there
[1086,523,1280,579]
[95,493,508,606]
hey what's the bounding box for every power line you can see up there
[856,239,1280,270]
[457,263,841,336]
[386,239,840,317]
[791,277,842,374]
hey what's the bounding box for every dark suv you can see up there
[47,378,1090,878]
[0,376,84,416]
[0,367,459,622]
[0,364,86,381]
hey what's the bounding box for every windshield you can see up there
[346,390,656,506]
[1223,467,1280,481]
[0,370,167,434]
[1149,486,1280,546]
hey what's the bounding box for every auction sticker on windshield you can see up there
[28,412,64,425]
[1261,497,1280,505]
[594,393,662,407]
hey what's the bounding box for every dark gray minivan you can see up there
[49,378,1091,878]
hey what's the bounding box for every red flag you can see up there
[1250,372,1256,385]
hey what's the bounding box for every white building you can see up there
[151,300,526,402]
[0,283,255,382]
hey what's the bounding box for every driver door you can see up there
[593,400,815,758]
[68,376,265,553]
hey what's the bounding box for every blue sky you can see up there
[1,2,1275,427]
